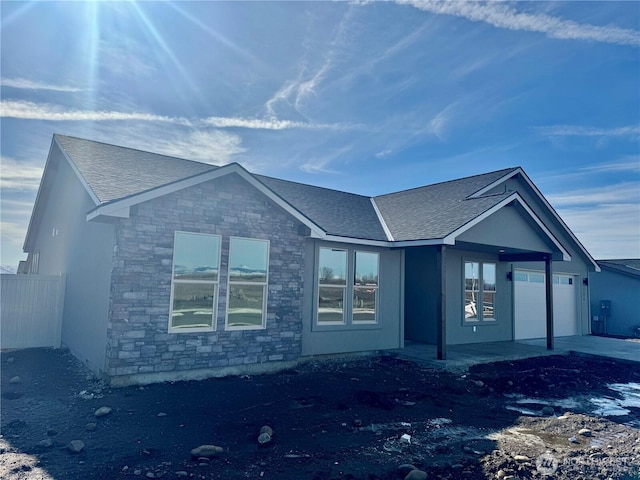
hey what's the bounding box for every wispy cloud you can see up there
[546,182,640,207]
[1,77,85,92]
[202,116,349,131]
[1,100,349,131]
[1,100,192,125]
[0,157,43,191]
[535,125,640,139]
[557,204,640,259]
[398,0,640,47]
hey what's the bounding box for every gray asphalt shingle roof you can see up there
[373,168,518,241]
[55,135,215,204]
[597,259,640,278]
[54,135,519,243]
[256,175,388,241]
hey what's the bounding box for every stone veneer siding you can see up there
[106,173,305,382]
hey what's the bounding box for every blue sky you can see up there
[1,1,639,268]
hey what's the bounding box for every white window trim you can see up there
[168,232,221,334]
[225,237,270,331]
[463,259,497,324]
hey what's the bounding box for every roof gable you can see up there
[26,135,598,267]
[373,168,518,241]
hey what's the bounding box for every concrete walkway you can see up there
[389,335,640,371]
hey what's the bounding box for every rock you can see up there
[514,455,530,462]
[47,428,58,436]
[258,432,272,445]
[259,425,273,436]
[85,423,97,431]
[541,406,554,416]
[175,472,188,477]
[400,433,411,444]
[9,376,21,384]
[157,412,167,417]
[398,464,417,476]
[68,440,85,453]
[190,445,223,458]
[134,469,142,476]
[404,469,428,480]
[7,357,15,364]
[578,428,592,437]
[474,380,485,387]
[569,436,580,444]
[145,473,156,478]
[94,406,112,417]
[38,438,54,448]
[496,470,506,479]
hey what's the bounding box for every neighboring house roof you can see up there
[24,135,599,270]
[597,259,640,278]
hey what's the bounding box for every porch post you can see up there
[545,256,554,350]
[437,245,447,360]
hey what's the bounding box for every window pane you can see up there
[229,238,268,283]
[465,262,479,291]
[464,291,478,320]
[227,284,265,327]
[514,272,528,282]
[483,291,495,320]
[483,263,496,292]
[354,251,379,286]
[530,273,545,283]
[171,283,215,329]
[173,232,219,281]
[319,248,347,285]
[318,286,345,323]
[353,287,376,323]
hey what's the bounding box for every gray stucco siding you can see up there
[31,145,113,376]
[590,269,640,337]
[300,240,404,356]
[405,246,513,346]
[106,173,305,381]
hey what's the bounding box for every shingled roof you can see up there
[50,135,522,243]
[55,135,215,203]
[597,259,640,278]
[373,168,518,241]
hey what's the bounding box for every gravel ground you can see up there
[1,347,639,480]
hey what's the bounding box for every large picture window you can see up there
[226,237,269,330]
[464,261,496,322]
[169,232,221,332]
[353,251,379,323]
[318,248,347,324]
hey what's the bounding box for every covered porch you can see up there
[390,335,640,371]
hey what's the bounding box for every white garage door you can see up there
[514,270,578,340]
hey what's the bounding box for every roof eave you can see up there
[87,163,327,239]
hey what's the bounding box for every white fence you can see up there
[1,274,65,349]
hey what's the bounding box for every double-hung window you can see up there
[170,232,221,332]
[317,247,380,326]
[226,237,269,330]
[353,251,379,323]
[464,261,496,322]
[317,248,348,324]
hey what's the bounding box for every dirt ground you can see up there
[1,348,639,480]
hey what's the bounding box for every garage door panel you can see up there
[514,270,577,340]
